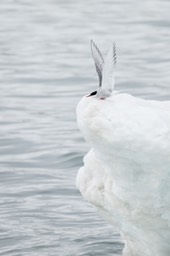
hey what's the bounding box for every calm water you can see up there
[0,0,170,255]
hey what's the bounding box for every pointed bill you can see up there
[101,43,116,92]
[90,40,104,87]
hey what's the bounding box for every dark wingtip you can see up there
[113,42,117,67]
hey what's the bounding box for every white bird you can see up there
[88,40,116,99]
[76,41,170,256]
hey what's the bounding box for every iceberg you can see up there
[76,41,170,256]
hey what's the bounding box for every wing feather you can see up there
[101,43,116,92]
[90,40,104,87]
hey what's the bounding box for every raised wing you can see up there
[90,40,104,87]
[101,43,116,92]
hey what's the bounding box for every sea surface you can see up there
[0,0,170,255]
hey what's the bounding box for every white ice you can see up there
[76,92,170,256]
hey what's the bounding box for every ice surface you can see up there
[76,93,170,256]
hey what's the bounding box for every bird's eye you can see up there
[89,91,97,96]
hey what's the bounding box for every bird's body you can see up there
[76,42,170,256]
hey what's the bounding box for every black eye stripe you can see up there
[89,91,97,96]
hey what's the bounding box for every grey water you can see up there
[0,0,170,255]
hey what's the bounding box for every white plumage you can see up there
[76,42,170,256]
